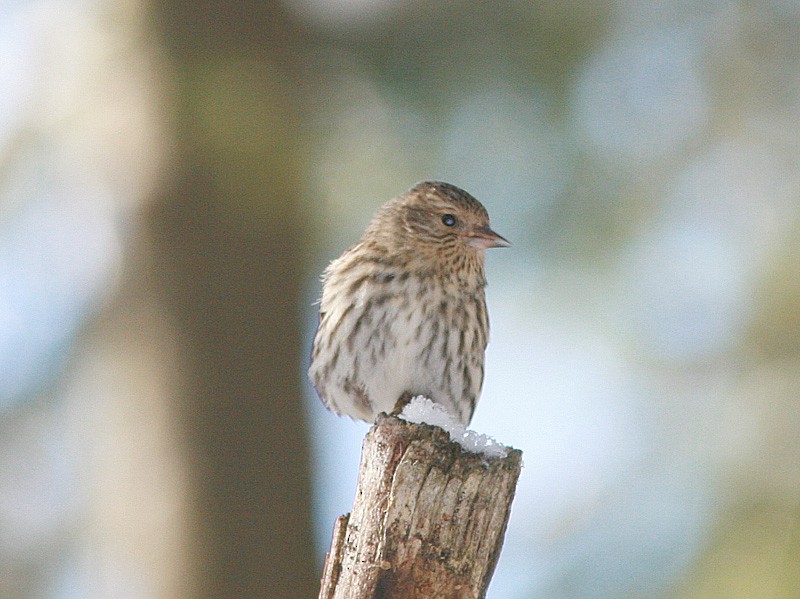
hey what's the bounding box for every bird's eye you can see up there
[441,214,457,227]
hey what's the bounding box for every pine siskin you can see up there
[308,181,509,426]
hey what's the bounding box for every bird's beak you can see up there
[466,225,511,249]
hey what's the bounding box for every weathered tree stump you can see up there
[319,414,523,599]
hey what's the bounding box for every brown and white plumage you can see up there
[308,181,509,426]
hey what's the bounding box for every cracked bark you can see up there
[319,414,523,599]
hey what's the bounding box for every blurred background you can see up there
[1,0,799,597]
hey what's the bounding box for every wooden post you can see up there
[319,414,523,599]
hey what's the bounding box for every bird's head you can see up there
[369,181,510,263]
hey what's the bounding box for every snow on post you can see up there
[400,396,510,459]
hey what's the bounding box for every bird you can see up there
[308,181,509,426]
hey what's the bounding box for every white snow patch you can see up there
[400,396,510,459]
